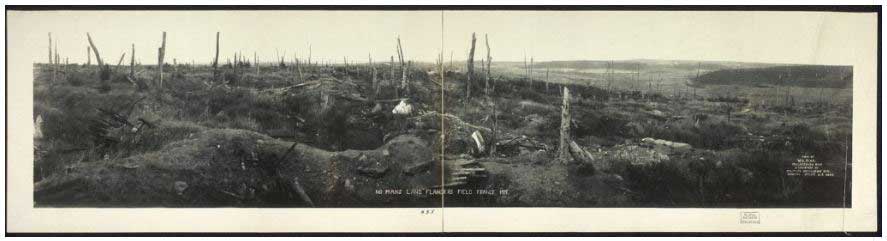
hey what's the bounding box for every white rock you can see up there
[392,99,413,115]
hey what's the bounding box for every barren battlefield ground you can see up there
[33,54,852,207]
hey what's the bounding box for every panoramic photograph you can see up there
[29,10,852,208]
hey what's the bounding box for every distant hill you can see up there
[530,59,779,71]
[694,65,852,88]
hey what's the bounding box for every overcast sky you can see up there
[7,10,876,65]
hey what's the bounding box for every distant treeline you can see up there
[695,65,852,88]
[534,60,731,71]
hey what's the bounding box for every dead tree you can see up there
[48,33,54,82]
[545,69,550,93]
[466,32,477,98]
[558,87,571,162]
[489,101,499,157]
[48,33,52,64]
[370,54,379,101]
[389,56,395,81]
[86,33,104,68]
[396,36,406,92]
[295,53,303,82]
[157,32,167,89]
[212,32,220,83]
[255,52,260,75]
[694,62,700,99]
[484,34,492,94]
[129,44,136,79]
[635,63,641,94]
[54,43,59,82]
[529,57,534,83]
[605,61,613,98]
[127,43,147,91]
[116,52,126,68]
[523,54,528,81]
[449,51,454,71]
[86,32,111,88]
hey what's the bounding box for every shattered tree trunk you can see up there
[129,44,135,78]
[558,87,572,162]
[157,32,167,89]
[489,99,499,157]
[48,33,54,82]
[466,32,477,98]
[369,54,378,101]
[389,56,395,83]
[54,44,59,82]
[396,36,406,93]
[86,32,110,88]
[545,69,550,93]
[86,33,105,67]
[297,55,304,82]
[484,34,492,95]
[694,62,700,99]
[116,52,126,67]
[48,33,52,64]
[294,54,303,82]
[212,32,220,83]
[523,55,527,81]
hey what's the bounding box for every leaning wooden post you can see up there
[212,32,220,83]
[466,32,477,98]
[558,87,572,162]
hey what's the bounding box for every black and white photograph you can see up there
[6,6,880,235]
[29,10,855,208]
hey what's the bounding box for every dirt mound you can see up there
[34,126,442,207]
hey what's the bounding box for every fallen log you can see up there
[568,140,595,173]
[411,111,492,133]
